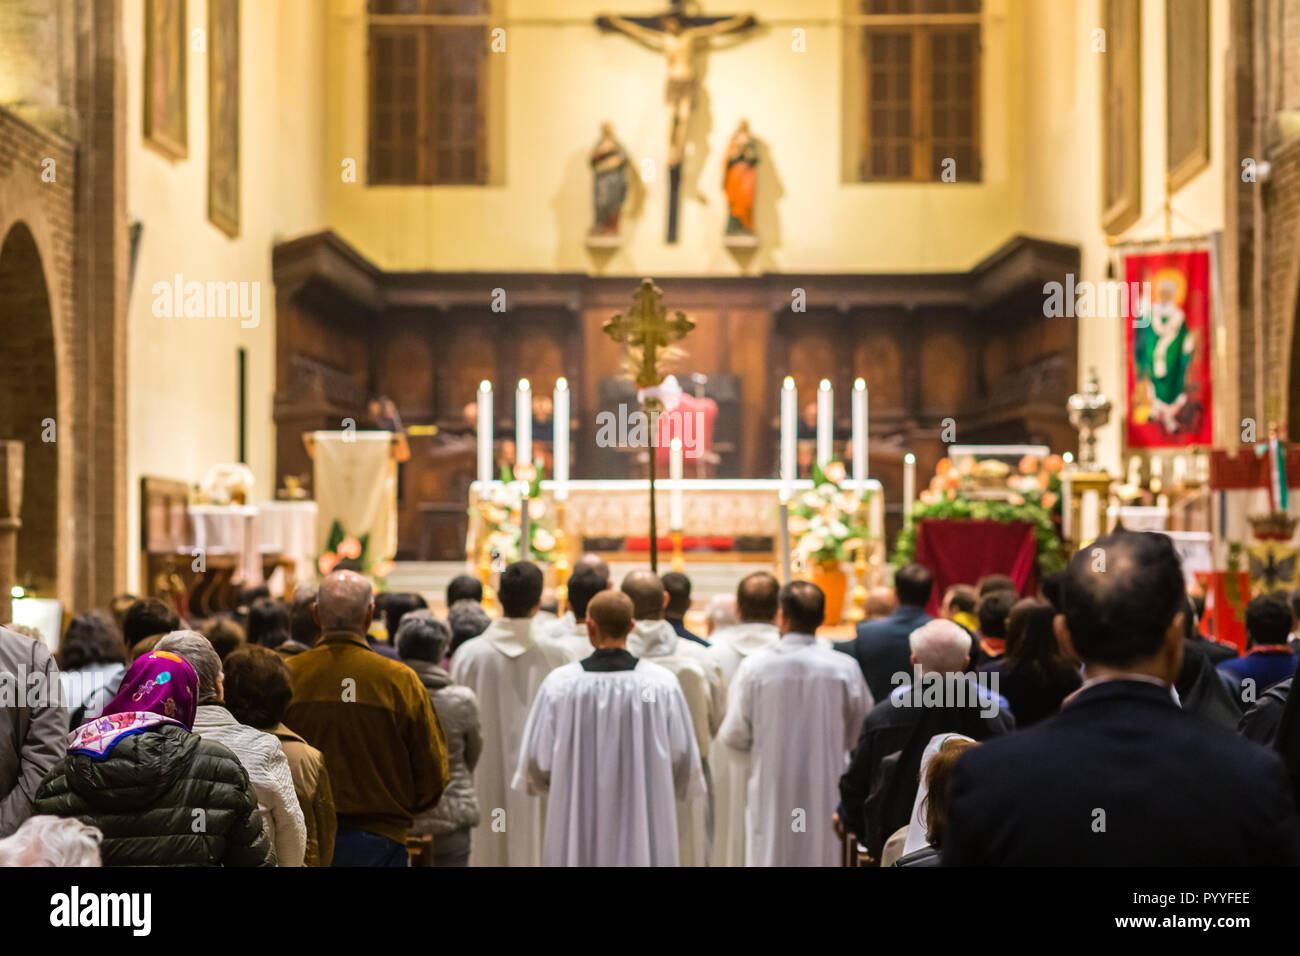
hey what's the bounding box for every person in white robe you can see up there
[450,562,574,866]
[540,566,609,660]
[718,580,872,867]
[704,571,781,867]
[539,554,612,645]
[513,590,705,866]
[621,570,724,866]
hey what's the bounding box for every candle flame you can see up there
[783,376,795,390]
[854,378,866,390]
[479,380,491,392]
[904,453,915,464]
[555,377,568,391]
[518,378,530,391]
[819,379,831,391]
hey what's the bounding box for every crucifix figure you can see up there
[597,2,758,243]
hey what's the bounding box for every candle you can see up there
[1080,488,1100,544]
[670,437,684,531]
[852,378,868,492]
[903,452,916,521]
[1061,472,1073,541]
[780,377,796,501]
[779,501,792,583]
[554,378,569,502]
[817,379,833,467]
[516,378,532,471]
[477,380,493,489]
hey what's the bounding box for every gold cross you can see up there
[603,279,694,389]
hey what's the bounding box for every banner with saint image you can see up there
[1124,248,1213,448]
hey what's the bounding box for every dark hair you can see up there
[662,572,691,616]
[1290,589,1300,623]
[1062,531,1186,667]
[447,574,483,606]
[977,574,1016,597]
[448,599,491,655]
[202,616,247,661]
[122,598,181,648]
[943,585,977,616]
[894,564,933,608]
[977,589,1017,640]
[58,611,126,671]
[396,611,451,663]
[246,599,291,649]
[384,592,428,639]
[1041,572,1066,613]
[108,593,138,633]
[1005,598,1077,685]
[1246,594,1293,648]
[737,572,780,622]
[780,580,825,634]
[921,738,977,847]
[499,562,544,617]
[223,645,293,730]
[567,567,606,621]
[237,585,271,608]
[290,585,320,647]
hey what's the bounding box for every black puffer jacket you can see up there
[33,723,275,866]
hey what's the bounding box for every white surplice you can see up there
[543,616,594,662]
[450,617,575,866]
[718,632,872,867]
[704,621,780,866]
[511,656,705,866]
[627,619,725,866]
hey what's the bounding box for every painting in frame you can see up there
[209,0,240,237]
[143,0,187,160]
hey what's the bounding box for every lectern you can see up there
[304,431,408,571]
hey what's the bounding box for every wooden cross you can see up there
[597,1,758,243]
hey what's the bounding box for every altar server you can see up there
[513,591,704,866]
[451,562,574,866]
[719,580,872,866]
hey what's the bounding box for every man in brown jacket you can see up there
[286,570,449,866]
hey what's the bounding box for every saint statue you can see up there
[723,118,758,238]
[590,122,630,236]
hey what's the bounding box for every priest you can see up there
[718,580,872,866]
[451,562,575,866]
[512,590,705,866]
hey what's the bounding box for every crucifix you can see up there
[597,1,758,243]
[604,279,695,571]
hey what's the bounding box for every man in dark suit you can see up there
[943,531,1300,866]
[835,563,934,703]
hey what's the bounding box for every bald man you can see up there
[513,591,704,865]
[285,570,449,867]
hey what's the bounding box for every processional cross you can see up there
[597,1,758,243]
[604,279,695,571]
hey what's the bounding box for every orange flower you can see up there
[318,552,340,576]
[513,463,537,483]
[337,537,363,560]
[1018,455,1039,475]
[1041,492,1057,509]
[920,490,938,505]
[1007,493,1025,505]
[824,461,846,484]
[935,457,952,476]
[528,498,546,520]
[1044,454,1065,474]
[371,559,395,578]
[944,474,961,491]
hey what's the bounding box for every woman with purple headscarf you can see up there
[31,651,274,866]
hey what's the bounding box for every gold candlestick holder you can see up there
[475,496,497,612]
[845,542,869,623]
[670,530,684,572]
[553,499,571,606]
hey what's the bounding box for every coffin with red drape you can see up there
[913,519,1040,615]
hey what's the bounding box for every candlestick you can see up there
[852,378,868,492]
[477,380,492,488]
[554,378,569,502]
[671,531,684,572]
[520,494,531,561]
[669,437,684,531]
[516,378,532,470]
[817,379,833,467]
[780,376,796,501]
[903,452,916,522]
[1080,488,1100,545]
[778,501,792,582]
[1061,472,1073,541]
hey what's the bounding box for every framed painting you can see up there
[209,0,240,237]
[143,0,187,160]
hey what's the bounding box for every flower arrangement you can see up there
[787,460,873,566]
[894,454,1067,576]
[318,522,395,581]
[477,463,559,564]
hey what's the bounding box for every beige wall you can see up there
[124,0,285,591]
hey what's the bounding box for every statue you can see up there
[723,118,758,239]
[590,122,630,237]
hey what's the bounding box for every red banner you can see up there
[1124,249,1213,448]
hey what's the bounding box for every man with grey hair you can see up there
[287,570,449,866]
[0,814,102,867]
[837,618,1015,858]
[156,630,306,866]
[447,599,491,659]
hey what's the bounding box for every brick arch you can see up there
[0,221,59,592]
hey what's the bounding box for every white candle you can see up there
[852,378,868,492]
[1061,471,1073,540]
[1080,488,1100,544]
[516,378,532,471]
[553,378,569,502]
[903,452,916,521]
[817,379,833,467]
[477,380,493,489]
[670,437,684,531]
[780,377,796,501]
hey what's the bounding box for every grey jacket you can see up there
[0,626,68,836]
[407,659,482,835]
